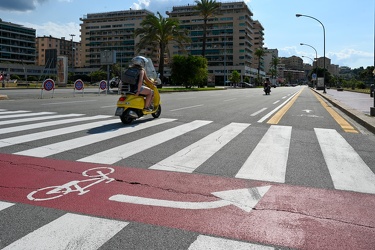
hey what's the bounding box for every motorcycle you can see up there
[115,59,162,124]
[264,85,271,95]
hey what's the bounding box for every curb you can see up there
[312,89,375,135]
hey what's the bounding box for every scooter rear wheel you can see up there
[120,110,134,124]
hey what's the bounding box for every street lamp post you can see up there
[69,34,76,74]
[296,14,326,93]
[302,55,314,86]
[300,43,318,87]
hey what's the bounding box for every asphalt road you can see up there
[1,86,375,249]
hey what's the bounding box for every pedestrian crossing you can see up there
[1,109,375,195]
[0,201,274,249]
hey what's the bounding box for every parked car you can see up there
[240,82,254,88]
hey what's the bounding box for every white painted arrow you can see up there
[302,109,313,113]
[109,185,271,212]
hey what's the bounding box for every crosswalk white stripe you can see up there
[0,119,120,148]
[16,118,176,157]
[0,115,111,135]
[315,128,375,194]
[78,120,212,165]
[0,113,83,126]
[150,122,250,173]
[0,111,33,118]
[188,235,274,250]
[3,213,129,250]
[0,111,56,119]
[235,125,292,183]
[0,201,14,211]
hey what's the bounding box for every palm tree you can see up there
[270,56,280,81]
[255,48,265,85]
[194,0,221,57]
[134,12,190,80]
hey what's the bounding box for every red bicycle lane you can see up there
[0,153,374,249]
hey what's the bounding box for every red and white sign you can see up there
[0,153,374,249]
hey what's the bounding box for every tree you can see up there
[229,70,240,86]
[171,55,208,88]
[194,0,221,57]
[270,56,280,80]
[255,48,265,85]
[134,12,191,81]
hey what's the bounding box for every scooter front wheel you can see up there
[152,105,161,118]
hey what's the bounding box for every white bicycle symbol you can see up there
[27,167,115,201]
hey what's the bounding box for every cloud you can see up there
[20,21,80,39]
[0,0,48,11]
[130,0,152,10]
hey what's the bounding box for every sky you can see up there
[0,0,373,69]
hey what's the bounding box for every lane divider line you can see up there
[257,89,302,124]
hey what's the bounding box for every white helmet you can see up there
[131,56,148,68]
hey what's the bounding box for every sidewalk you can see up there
[313,88,375,134]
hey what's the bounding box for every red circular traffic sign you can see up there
[43,79,55,91]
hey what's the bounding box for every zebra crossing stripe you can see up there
[235,125,292,183]
[0,118,120,148]
[78,120,212,165]
[0,110,56,119]
[0,201,14,211]
[315,128,375,194]
[2,213,129,250]
[188,235,274,250]
[15,118,176,158]
[0,115,111,135]
[0,113,83,126]
[150,122,250,173]
[0,111,35,118]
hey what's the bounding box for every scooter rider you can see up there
[129,56,155,111]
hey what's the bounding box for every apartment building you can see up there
[280,56,304,71]
[167,1,263,83]
[36,35,81,68]
[80,9,156,68]
[0,19,36,64]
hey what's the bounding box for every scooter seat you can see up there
[123,91,147,97]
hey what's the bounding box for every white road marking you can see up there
[0,118,119,148]
[169,104,204,112]
[315,128,375,194]
[0,113,83,126]
[250,108,267,116]
[236,125,292,183]
[257,91,299,123]
[78,120,212,165]
[0,115,110,135]
[188,235,274,250]
[41,100,98,105]
[3,213,128,250]
[16,118,176,157]
[273,100,280,104]
[0,201,14,211]
[150,122,249,173]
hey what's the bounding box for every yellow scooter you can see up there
[115,76,161,124]
[115,59,161,124]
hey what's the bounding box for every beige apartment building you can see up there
[167,1,264,84]
[79,9,157,69]
[35,36,81,69]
